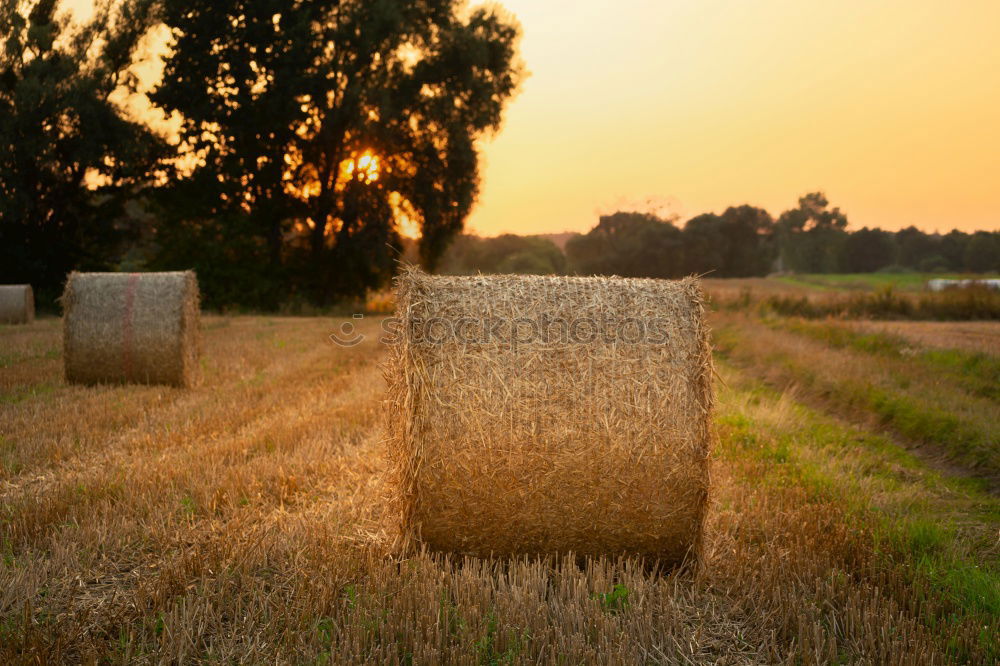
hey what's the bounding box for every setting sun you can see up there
[346,151,380,185]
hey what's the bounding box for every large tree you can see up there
[895,225,936,270]
[682,205,774,277]
[840,227,896,273]
[440,233,566,275]
[776,192,848,273]
[152,0,522,304]
[566,211,685,278]
[0,0,163,301]
[963,231,1000,273]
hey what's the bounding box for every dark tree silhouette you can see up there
[895,226,936,269]
[683,205,774,277]
[841,227,897,272]
[151,0,522,303]
[776,192,848,273]
[0,0,162,301]
[963,231,1000,273]
[440,234,565,275]
[566,212,685,278]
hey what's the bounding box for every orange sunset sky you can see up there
[470,0,1000,236]
[69,0,1000,236]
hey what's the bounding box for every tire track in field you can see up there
[1,317,323,479]
[0,354,386,632]
[1,317,381,496]
[711,313,1000,493]
[1,347,384,545]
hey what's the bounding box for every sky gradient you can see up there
[467,0,1000,236]
[65,0,1000,236]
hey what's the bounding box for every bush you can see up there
[917,256,949,273]
[709,285,1000,320]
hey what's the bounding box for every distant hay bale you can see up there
[0,285,34,324]
[386,269,713,564]
[63,271,201,387]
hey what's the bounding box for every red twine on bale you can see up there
[122,273,140,382]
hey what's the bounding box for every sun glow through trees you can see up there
[346,151,380,185]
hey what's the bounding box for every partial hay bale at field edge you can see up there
[0,284,34,324]
[386,269,714,564]
[63,271,201,387]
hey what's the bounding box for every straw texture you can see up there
[386,269,713,564]
[0,284,34,324]
[63,271,201,387]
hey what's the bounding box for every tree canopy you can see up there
[565,212,685,279]
[440,233,565,275]
[441,194,997,280]
[564,208,774,279]
[0,0,162,300]
[775,192,849,273]
[150,0,522,305]
[683,205,774,277]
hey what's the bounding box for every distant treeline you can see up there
[442,193,1000,279]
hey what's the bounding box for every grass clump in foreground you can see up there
[710,283,1000,320]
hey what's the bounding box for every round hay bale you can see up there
[62,271,201,387]
[0,284,34,324]
[386,269,713,564]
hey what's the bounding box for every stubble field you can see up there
[1,304,997,663]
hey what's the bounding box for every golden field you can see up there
[1,307,997,664]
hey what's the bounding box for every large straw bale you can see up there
[63,271,201,387]
[0,284,34,324]
[386,269,713,564]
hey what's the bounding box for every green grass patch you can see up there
[715,364,1000,661]
[0,383,56,406]
[732,283,1000,320]
[594,583,630,614]
[779,272,1000,292]
[767,318,1000,400]
[474,612,523,665]
[715,319,999,473]
[0,347,60,368]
